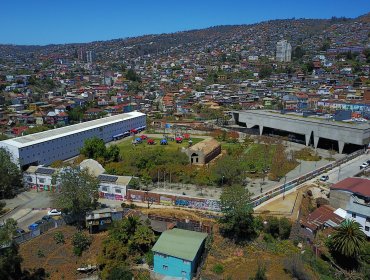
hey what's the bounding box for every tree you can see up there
[106,145,120,162]
[212,155,244,186]
[219,185,257,241]
[98,217,155,279]
[292,46,305,60]
[80,137,107,160]
[0,148,22,199]
[329,219,366,259]
[269,143,288,181]
[52,167,99,220]
[302,62,314,74]
[259,66,272,79]
[0,219,23,280]
[126,69,141,82]
[72,231,92,256]
[67,106,84,122]
[106,265,133,280]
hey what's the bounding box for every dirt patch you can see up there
[255,186,311,221]
[141,207,217,223]
[20,226,106,280]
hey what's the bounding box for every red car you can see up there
[175,137,183,143]
[140,135,148,140]
[147,139,155,145]
[130,128,138,134]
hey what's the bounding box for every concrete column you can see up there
[313,136,319,149]
[338,141,345,154]
[259,125,264,136]
[305,132,312,146]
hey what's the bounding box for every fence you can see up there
[13,219,65,244]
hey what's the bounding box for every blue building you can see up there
[152,228,208,280]
[0,111,146,168]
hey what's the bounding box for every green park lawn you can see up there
[116,136,203,157]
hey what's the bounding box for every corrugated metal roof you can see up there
[331,177,370,197]
[152,228,207,261]
[0,111,145,148]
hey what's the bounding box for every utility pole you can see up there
[338,164,341,181]
[283,175,287,200]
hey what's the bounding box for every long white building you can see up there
[0,111,146,168]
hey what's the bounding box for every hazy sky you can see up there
[1,0,369,45]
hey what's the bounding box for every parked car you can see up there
[47,209,61,216]
[27,220,44,231]
[360,162,369,169]
[320,175,329,182]
[15,228,25,236]
[42,215,52,222]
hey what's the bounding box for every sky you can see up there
[1,0,369,45]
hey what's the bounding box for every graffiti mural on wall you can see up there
[130,194,142,202]
[175,198,221,211]
[160,196,173,206]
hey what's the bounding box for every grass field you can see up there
[117,136,203,156]
[221,142,276,171]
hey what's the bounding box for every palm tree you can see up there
[330,219,367,258]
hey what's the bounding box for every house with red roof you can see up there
[329,177,370,237]
[300,204,344,240]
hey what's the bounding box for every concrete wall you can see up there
[329,190,351,210]
[234,110,370,153]
[154,253,192,280]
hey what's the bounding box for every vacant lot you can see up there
[20,226,106,280]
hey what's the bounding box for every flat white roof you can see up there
[1,111,145,148]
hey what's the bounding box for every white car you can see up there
[360,162,369,170]
[320,175,329,182]
[47,209,61,216]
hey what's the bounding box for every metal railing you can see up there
[251,149,365,208]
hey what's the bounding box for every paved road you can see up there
[325,153,369,184]
[1,191,51,230]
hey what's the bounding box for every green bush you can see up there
[144,251,154,267]
[212,263,224,275]
[37,249,45,258]
[263,233,275,243]
[53,231,65,244]
[263,216,292,240]
[71,232,92,256]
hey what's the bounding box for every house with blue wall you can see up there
[152,228,208,280]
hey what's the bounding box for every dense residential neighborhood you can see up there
[0,7,369,280]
